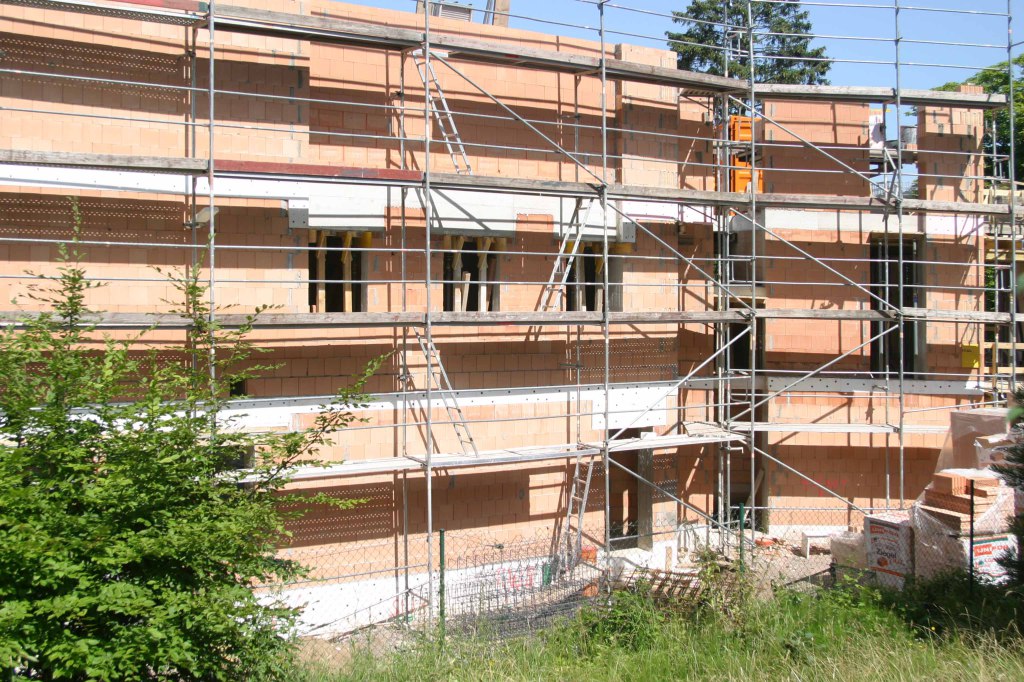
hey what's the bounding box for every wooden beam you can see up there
[905,307,1009,323]
[756,84,1006,110]
[452,235,466,313]
[0,149,207,173]
[341,231,353,313]
[490,0,510,27]
[574,244,585,312]
[477,236,492,312]
[0,307,1005,329]
[757,309,891,321]
[315,230,327,313]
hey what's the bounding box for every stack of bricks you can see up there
[918,471,1001,533]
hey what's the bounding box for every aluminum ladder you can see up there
[412,49,472,175]
[557,452,596,573]
[414,331,479,457]
[539,198,595,311]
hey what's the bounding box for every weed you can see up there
[575,582,664,654]
[310,578,1024,682]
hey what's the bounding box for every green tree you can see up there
[667,0,831,85]
[995,387,1024,589]
[0,214,377,680]
[934,55,1024,184]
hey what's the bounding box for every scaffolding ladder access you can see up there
[411,49,472,175]
[414,330,480,457]
[556,451,596,573]
[539,198,596,312]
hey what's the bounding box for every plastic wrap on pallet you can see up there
[865,512,914,589]
[911,469,1016,582]
[830,531,867,581]
[975,434,1014,468]
[934,409,1007,470]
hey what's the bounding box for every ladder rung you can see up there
[414,50,471,174]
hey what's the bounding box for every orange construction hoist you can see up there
[727,115,764,194]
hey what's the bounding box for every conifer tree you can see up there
[667,1,831,85]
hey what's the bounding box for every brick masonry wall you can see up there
[0,1,997,564]
[917,85,985,203]
[2,1,931,198]
[760,101,871,196]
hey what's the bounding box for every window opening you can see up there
[565,244,604,312]
[442,236,499,312]
[228,377,246,398]
[220,443,256,471]
[308,231,365,313]
[870,236,922,377]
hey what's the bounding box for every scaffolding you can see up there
[0,0,1020,639]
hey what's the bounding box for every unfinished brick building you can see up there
[0,0,1018,634]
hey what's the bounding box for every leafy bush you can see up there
[994,385,1024,588]
[0,229,376,680]
[877,571,1024,638]
[573,583,664,654]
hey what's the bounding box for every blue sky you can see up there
[338,0,1022,90]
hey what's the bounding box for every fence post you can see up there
[439,528,446,642]
[738,502,746,573]
[969,481,975,595]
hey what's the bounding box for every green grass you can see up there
[300,577,1024,682]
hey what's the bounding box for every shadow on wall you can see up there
[282,464,589,548]
[768,444,940,508]
[0,31,311,126]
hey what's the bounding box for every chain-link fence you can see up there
[266,453,1020,668]
[721,474,1019,594]
[436,528,603,639]
[261,521,608,651]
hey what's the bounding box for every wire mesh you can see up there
[1,0,1021,668]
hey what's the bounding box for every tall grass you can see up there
[301,578,1024,682]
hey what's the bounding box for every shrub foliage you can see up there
[0,225,375,680]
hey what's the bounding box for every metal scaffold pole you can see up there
[398,39,412,626]
[0,0,1019,638]
[893,0,906,509]
[422,1,435,627]
[1008,0,1019,391]
[718,0,733,549]
[599,0,612,561]
[745,0,758,547]
[207,1,217,401]
[187,23,200,377]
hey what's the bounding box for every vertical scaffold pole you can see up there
[717,0,732,555]
[188,24,200,377]
[439,528,446,641]
[1007,0,1019,390]
[599,0,612,561]
[893,0,907,509]
[206,1,217,404]
[423,3,436,627]
[745,0,758,546]
[397,47,412,624]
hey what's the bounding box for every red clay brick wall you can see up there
[917,85,985,203]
